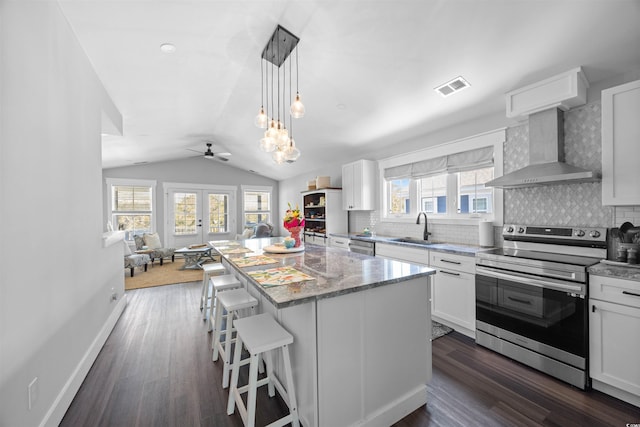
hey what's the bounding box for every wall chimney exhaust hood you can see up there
[486,68,600,189]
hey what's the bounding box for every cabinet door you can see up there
[602,79,640,205]
[590,299,640,397]
[342,163,355,209]
[431,269,476,333]
[342,160,376,210]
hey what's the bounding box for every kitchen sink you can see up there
[388,237,434,246]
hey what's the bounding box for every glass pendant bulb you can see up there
[272,148,286,164]
[290,93,305,118]
[254,107,268,128]
[266,119,278,139]
[277,127,289,149]
[260,135,276,153]
[284,138,300,163]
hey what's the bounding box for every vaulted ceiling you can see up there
[58,0,640,180]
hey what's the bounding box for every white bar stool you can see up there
[212,288,258,388]
[207,274,242,332]
[227,313,299,427]
[200,262,227,316]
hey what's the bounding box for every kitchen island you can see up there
[211,237,435,427]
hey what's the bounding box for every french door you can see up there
[164,184,236,248]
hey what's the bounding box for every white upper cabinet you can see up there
[602,79,640,206]
[342,159,376,210]
[505,67,588,118]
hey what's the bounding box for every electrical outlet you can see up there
[111,287,117,302]
[28,377,38,410]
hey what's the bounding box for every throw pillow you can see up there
[242,227,254,239]
[134,235,145,250]
[143,232,162,249]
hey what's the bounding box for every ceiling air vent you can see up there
[435,76,470,97]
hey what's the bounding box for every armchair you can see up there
[123,240,150,277]
[134,233,175,266]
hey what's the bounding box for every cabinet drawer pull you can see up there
[622,290,640,298]
[438,270,460,276]
[440,259,461,265]
[507,296,532,305]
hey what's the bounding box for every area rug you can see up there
[125,259,216,290]
[432,321,453,340]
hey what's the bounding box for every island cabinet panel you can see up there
[316,276,431,426]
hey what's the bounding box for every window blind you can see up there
[384,146,494,180]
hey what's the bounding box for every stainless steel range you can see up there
[475,224,607,389]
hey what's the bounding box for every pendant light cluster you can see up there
[255,25,305,164]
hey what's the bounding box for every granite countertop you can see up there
[211,238,435,309]
[588,261,640,282]
[330,233,491,256]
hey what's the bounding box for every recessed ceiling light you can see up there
[160,43,176,54]
[435,76,470,97]
[336,103,346,110]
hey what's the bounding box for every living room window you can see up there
[242,186,272,228]
[106,178,157,240]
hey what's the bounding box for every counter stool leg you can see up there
[264,350,275,398]
[212,298,225,362]
[246,353,260,427]
[227,334,244,416]
[282,344,300,427]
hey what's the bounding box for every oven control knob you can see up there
[574,229,585,237]
[518,227,525,233]
[589,230,601,238]
[506,226,514,233]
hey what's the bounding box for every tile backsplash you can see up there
[504,102,613,227]
[348,101,639,246]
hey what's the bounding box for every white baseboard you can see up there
[41,294,128,427]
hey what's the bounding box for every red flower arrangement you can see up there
[283,203,305,230]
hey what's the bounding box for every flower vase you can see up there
[289,226,303,248]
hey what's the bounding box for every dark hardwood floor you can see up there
[61,281,640,427]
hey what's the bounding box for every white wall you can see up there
[0,2,124,426]
[103,158,279,239]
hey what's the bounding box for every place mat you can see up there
[247,266,315,288]
[232,255,280,268]
[210,240,241,247]
[218,246,253,255]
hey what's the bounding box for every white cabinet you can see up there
[342,159,376,210]
[602,79,640,205]
[505,67,588,118]
[329,236,349,250]
[375,242,429,265]
[302,189,346,246]
[430,252,476,338]
[589,275,640,407]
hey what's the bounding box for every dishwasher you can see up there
[348,238,375,256]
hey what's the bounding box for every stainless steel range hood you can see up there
[485,108,600,189]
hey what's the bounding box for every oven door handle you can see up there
[476,266,585,295]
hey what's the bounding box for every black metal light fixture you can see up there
[256,25,303,163]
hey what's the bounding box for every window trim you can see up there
[378,129,505,226]
[105,178,157,239]
[241,185,273,229]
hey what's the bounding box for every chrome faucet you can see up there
[416,212,431,241]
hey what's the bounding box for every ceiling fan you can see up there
[187,143,231,162]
